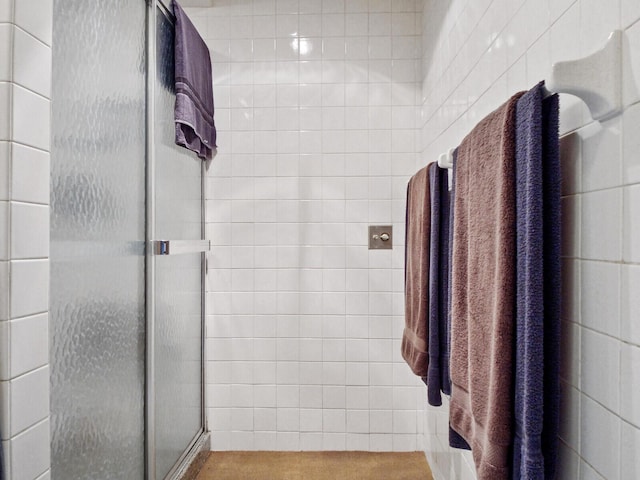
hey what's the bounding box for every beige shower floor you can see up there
[195,451,433,480]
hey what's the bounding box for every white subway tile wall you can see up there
[188,0,424,453]
[1,0,637,478]
[0,0,52,479]
[420,0,640,478]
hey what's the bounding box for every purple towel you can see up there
[426,163,452,407]
[173,0,217,160]
[512,81,560,479]
[541,89,561,480]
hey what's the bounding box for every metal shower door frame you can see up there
[145,1,209,478]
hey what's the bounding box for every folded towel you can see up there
[449,92,524,480]
[402,164,432,376]
[426,163,451,407]
[173,0,217,160]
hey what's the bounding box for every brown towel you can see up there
[449,92,524,479]
[402,163,433,376]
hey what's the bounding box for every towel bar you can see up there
[436,29,623,171]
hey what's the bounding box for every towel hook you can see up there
[437,148,455,170]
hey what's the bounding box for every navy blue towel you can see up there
[426,163,452,406]
[541,90,561,480]
[447,148,470,452]
[513,81,561,480]
[173,0,217,159]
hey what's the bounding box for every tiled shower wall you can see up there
[186,0,427,451]
[0,0,53,479]
[419,0,640,478]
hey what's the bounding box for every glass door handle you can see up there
[151,239,211,256]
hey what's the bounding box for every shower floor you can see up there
[195,451,433,479]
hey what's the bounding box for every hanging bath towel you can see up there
[449,91,524,480]
[173,0,217,160]
[426,163,452,406]
[512,81,561,480]
[402,164,432,377]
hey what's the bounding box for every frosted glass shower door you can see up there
[149,6,205,479]
[50,0,147,478]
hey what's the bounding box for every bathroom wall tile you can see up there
[369,433,393,451]
[559,381,580,450]
[392,410,416,434]
[12,85,50,150]
[560,195,580,258]
[621,421,640,479]
[10,202,49,259]
[0,142,8,201]
[322,409,345,433]
[0,201,8,260]
[0,260,7,321]
[580,328,620,414]
[559,131,581,196]
[14,0,52,46]
[9,419,50,480]
[277,407,300,431]
[622,0,640,26]
[556,442,580,480]
[580,394,621,480]
[12,27,51,98]
[0,380,9,439]
[0,322,8,381]
[623,11,640,106]
[9,366,49,436]
[623,185,640,263]
[9,313,47,377]
[621,264,640,346]
[322,432,346,450]
[620,343,640,427]
[580,461,607,480]
[0,83,10,141]
[345,432,368,450]
[580,118,622,193]
[550,2,580,65]
[581,188,622,262]
[11,143,49,205]
[10,259,48,318]
[622,102,640,185]
[580,260,620,337]
[0,24,12,82]
[0,0,13,22]
[579,0,620,57]
[35,470,51,480]
[346,386,368,409]
[299,408,321,431]
[299,432,322,450]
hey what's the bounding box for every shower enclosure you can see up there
[50,1,207,478]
